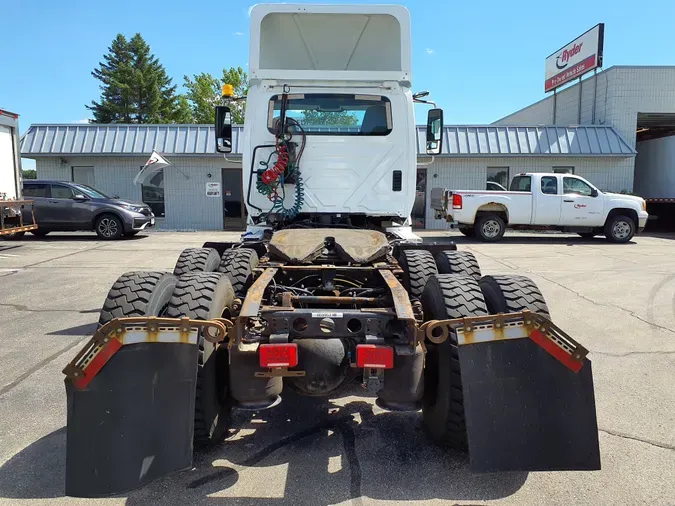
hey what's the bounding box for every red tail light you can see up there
[452,194,463,209]
[356,344,394,369]
[259,343,298,368]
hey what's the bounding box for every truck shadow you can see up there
[423,234,637,246]
[0,389,527,505]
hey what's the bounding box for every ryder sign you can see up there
[545,24,604,92]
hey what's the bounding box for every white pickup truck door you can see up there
[559,176,605,226]
[532,175,562,225]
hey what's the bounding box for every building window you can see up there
[486,167,509,190]
[71,166,95,186]
[142,170,165,217]
[553,166,574,174]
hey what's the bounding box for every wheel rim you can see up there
[98,218,118,237]
[612,220,631,240]
[482,219,501,238]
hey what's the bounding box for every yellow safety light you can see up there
[222,84,234,97]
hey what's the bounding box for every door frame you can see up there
[221,167,246,230]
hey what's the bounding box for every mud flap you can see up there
[459,339,600,472]
[65,342,198,497]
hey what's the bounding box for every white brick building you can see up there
[495,66,675,201]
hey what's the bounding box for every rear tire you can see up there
[98,271,177,327]
[173,247,221,277]
[165,272,235,446]
[421,274,488,450]
[479,275,550,318]
[95,214,123,240]
[31,229,50,237]
[474,213,505,242]
[218,248,259,296]
[458,227,475,238]
[399,249,438,300]
[604,215,635,243]
[435,250,481,279]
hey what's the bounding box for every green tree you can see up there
[301,110,359,126]
[183,67,248,124]
[88,34,183,123]
[22,169,36,180]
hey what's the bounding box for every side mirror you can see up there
[215,106,233,153]
[72,194,88,202]
[426,108,443,155]
[590,188,598,197]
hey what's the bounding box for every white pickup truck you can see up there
[431,173,648,243]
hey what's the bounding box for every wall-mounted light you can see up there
[207,173,212,178]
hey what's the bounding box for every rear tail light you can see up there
[356,344,394,369]
[452,193,463,209]
[259,343,298,368]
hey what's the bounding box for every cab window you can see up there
[540,176,558,195]
[510,176,531,192]
[563,177,593,197]
[50,184,75,199]
[23,183,49,198]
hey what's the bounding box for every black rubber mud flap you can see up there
[459,339,601,472]
[65,342,198,497]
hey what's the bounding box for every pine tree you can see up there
[88,33,182,123]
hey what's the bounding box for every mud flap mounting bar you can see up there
[420,310,588,372]
[63,316,233,389]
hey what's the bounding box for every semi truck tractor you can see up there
[63,4,600,497]
[0,109,37,238]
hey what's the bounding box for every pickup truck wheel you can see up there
[95,214,124,240]
[421,274,488,450]
[604,215,635,243]
[458,227,475,237]
[475,214,505,242]
[399,249,438,300]
[435,250,481,279]
[165,272,235,447]
[218,248,259,296]
[173,247,221,277]
[479,275,550,318]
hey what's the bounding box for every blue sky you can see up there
[2,0,674,169]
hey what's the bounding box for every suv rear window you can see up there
[510,176,531,192]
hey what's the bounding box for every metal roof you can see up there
[415,125,636,157]
[20,123,635,158]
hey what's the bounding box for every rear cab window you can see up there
[509,175,531,192]
[540,176,558,195]
[268,94,392,136]
[22,183,50,198]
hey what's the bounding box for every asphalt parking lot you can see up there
[1,230,674,506]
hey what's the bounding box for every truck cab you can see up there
[216,4,442,238]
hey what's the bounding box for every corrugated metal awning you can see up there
[20,123,635,158]
[417,125,636,157]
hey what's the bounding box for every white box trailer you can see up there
[0,109,37,237]
[634,135,675,230]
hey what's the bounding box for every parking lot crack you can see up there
[599,428,675,451]
[22,244,108,268]
[0,302,98,314]
[592,350,675,357]
[536,274,675,336]
[0,338,87,397]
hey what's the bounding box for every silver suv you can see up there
[19,180,155,239]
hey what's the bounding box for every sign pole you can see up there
[553,89,557,123]
[592,68,598,124]
[577,76,583,124]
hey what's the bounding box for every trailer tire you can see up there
[218,248,259,296]
[435,250,481,279]
[165,272,235,446]
[173,247,221,277]
[399,249,438,300]
[421,274,488,450]
[98,271,177,327]
[475,213,505,242]
[479,275,550,318]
